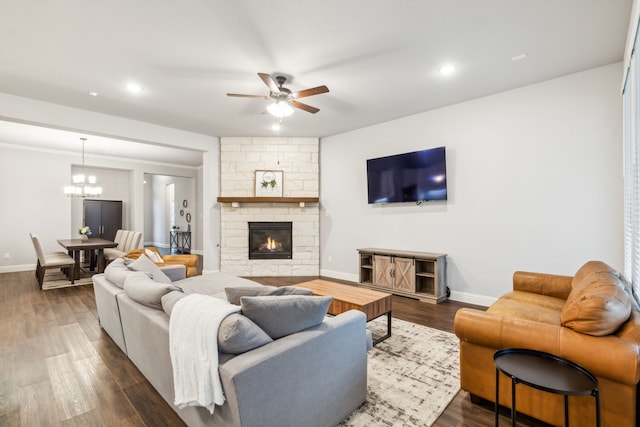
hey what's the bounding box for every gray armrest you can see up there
[160,264,186,282]
[219,310,368,427]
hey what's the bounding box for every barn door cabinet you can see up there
[357,248,447,303]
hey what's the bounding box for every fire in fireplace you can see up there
[248,222,292,260]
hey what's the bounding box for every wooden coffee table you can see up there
[294,279,392,345]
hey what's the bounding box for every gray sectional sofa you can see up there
[92,256,368,427]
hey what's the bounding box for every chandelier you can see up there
[64,138,102,197]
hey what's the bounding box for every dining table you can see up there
[57,238,118,280]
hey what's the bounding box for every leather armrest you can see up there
[513,271,573,299]
[161,254,198,277]
[454,308,640,385]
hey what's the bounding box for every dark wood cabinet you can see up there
[83,200,122,241]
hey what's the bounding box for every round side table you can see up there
[493,348,600,427]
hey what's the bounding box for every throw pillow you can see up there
[124,272,182,310]
[240,295,333,339]
[127,253,172,283]
[218,313,273,354]
[104,258,130,288]
[561,263,632,336]
[225,286,313,305]
[145,248,164,263]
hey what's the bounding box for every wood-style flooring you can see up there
[0,271,547,426]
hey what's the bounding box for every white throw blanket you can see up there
[169,293,240,414]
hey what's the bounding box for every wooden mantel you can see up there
[217,196,319,206]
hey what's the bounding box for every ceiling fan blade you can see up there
[292,85,329,99]
[227,93,269,99]
[291,100,320,114]
[258,73,280,93]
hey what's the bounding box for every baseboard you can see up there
[320,269,358,283]
[0,264,35,273]
[145,242,170,249]
[449,290,494,307]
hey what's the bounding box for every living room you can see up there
[0,1,637,426]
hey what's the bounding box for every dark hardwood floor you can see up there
[0,271,545,426]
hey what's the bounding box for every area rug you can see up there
[41,269,95,290]
[339,317,460,427]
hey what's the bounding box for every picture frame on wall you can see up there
[255,170,283,197]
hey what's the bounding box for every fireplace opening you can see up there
[248,222,292,260]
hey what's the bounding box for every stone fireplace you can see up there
[248,222,292,260]
[218,137,320,276]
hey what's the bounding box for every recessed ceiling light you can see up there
[88,91,98,97]
[439,64,456,76]
[126,83,142,94]
[511,54,528,62]
[271,123,281,132]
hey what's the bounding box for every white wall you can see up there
[0,145,71,270]
[320,63,623,305]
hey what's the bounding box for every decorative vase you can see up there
[81,234,88,241]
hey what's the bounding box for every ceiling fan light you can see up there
[267,101,294,118]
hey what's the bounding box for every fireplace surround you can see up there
[248,222,293,260]
[219,136,319,276]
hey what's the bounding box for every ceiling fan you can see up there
[227,73,329,117]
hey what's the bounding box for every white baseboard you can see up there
[0,264,35,273]
[145,241,170,249]
[320,269,358,283]
[448,290,494,307]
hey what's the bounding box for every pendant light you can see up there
[64,137,102,197]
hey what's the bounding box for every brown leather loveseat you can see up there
[454,261,640,426]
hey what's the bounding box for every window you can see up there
[623,19,640,302]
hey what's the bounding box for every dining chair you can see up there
[29,233,76,289]
[104,230,143,263]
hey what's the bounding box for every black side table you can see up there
[493,348,600,427]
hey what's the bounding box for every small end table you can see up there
[493,348,600,427]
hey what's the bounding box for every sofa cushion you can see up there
[240,295,333,339]
[104,258,130,289]
[488,291,565,326]
[225,286,312,305]
[124,271,181,310]
[561,261,632,336]
[218,313,273,354]
[127,253,171,283]
[160,290,273,354]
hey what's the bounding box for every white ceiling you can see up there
[0,0,632,167]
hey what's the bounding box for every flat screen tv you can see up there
[366,146,447,204]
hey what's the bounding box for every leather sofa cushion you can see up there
[487,291,565,325]
[561,261,632,336]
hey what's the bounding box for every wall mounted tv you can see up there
[366,146,447,204]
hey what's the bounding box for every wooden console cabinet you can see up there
[357,248,447,303]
